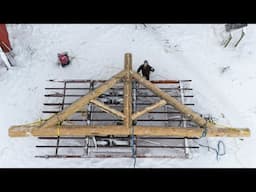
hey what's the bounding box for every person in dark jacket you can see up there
[137,60,155,80]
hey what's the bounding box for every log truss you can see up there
[9,53,250,138]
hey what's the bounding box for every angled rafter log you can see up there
[131,71,217,129]
[9,125,250,137]
[40,70,126,129]
[132,99,167,120]
[90,99,125,119]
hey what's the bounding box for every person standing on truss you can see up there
[137,60,155,80]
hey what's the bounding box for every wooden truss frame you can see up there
[9,53,250,138]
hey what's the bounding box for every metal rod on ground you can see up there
[36,145,200,149]
[165,105,169,126]
[45,87,193,91]
[90,81,97,150]
[55,81,67,155]
[43,102,194,106]
[132,80,137,164]
[133,81,137,115]
[44,93,194,98]
[35,155,194,159]
[42,110,196,114]
[179,81,190,158]
[47,79,191,84]
[85,80,94,156]
[38,136,199,140]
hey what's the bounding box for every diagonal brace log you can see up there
[132,99,167,120]
[90,99,125,119]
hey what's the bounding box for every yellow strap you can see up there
[56,120,62,136]
[57,125,60,136]
[55,114,62,136]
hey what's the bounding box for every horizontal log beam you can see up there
[90,99,125,119]
[132,100,167,120]
[9,125,250,137]
[9,125,126,137]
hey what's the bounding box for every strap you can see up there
[201,121,208,138]
[56,121,62,136]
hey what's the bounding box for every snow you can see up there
[0,47,11,69]
[0,24,255,167]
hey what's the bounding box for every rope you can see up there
[216,140,226,160]
[201,127,208,138]
[130,126,136,168]
[194,139,226,160]
[201,121,208,138]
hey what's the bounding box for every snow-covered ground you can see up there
[0,24,255,168]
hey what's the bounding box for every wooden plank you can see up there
[9,125,250,137]
[90,99,125,119]
[131,100,167,120]
[131,71,216,129]
[40,70,126,129]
